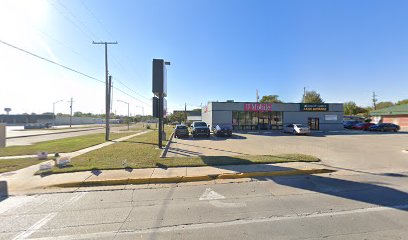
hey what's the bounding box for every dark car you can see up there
[213,124,233,137]
[368,123,400,132]
[343,120,361,129]
[174,124,189,138]
[191,121,210,138]
[351,122,375,131]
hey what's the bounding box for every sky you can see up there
[1,0,408,116]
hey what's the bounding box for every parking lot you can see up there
[167,130,408,173]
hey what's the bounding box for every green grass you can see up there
[0,158,47,173]
[39,128,319,175]
[0,132,138,157]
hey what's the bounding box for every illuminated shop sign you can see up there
[244,103,273,112]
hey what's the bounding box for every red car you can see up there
[352,122,375,130]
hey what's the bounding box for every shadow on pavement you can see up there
[257,174,408,212]
[173,141,247,156]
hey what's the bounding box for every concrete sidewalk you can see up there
[0,160,334,196]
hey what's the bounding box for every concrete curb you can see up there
[51,168,334,188]
[160,132,174,158]
[6,127,104,139]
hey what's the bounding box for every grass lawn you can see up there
[39,128,320,174]
[0,132,138,157]
[0,158,47,173]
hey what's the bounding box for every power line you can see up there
[0,39,104,84]
[0,39,151,107]
[47,0,94,41]
[114,77,151,101]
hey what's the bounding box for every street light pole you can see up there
[117,100,130,130]
[52,100,63,127]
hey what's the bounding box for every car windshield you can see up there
[218,124,232,128]
[176,125,187,129]
[194,122,207,127]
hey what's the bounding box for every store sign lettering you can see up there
[244,103,273,112]
[301,103,328,111]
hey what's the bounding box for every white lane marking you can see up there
[12,213,58,240]
[209,200,246,208]
[0,196,35,214]
[11,192,87,240]
[199,188,225,201]
[28,203,408,240]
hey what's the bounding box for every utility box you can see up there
[0,124,5,148]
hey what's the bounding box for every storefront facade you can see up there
[201,102,344,131]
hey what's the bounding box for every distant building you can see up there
[0,114,53,125]
[172,110,202,123]
[370,104,408,130]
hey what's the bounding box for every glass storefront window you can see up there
[232,111,283,130]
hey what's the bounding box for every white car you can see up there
[283,124,311,135]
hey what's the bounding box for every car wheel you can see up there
[380,129,384,132]
[394,129,398,132]
[292,130,297,135]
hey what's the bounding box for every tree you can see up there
[343,101,358,115]
[376,101,394,110]
[396,99,408,105]
[303,90,324,103]
[168,111,185,124]
[73,111,83,117]
[259,95,282,103]
[4,108,11,115]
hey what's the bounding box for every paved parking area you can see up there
[167,130,408,173]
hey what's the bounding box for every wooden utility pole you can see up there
[92,41,117,141]
[372,91,378,110]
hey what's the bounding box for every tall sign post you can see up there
[152,59,170,148]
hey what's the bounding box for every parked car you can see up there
[190,121,210,138]
[368,123,400,132]
[174,124,189,138]
[213,124,233,137]
[351,122,375,131]
[343,120,361,129]
[283,124,310,135]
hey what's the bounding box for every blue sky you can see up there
[1,0,407,115]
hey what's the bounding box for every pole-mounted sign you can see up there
[152,59,170,148]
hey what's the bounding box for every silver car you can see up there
[283,124,311,135]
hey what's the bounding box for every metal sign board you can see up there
[300,103,328,111]
[152,59,167,97]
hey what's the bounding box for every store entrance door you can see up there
[308,118,320,130]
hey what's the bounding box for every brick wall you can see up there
[382,115,408,130]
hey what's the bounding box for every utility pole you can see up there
[256,89,259,102]
[69,97,73,127]
[303,87,306,103]
[184,103,187,124]
[372,91,378,110]
[93,41,117,141]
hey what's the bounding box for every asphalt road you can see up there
[5,125,127,146]
[1,171,408,239]
[168,131,408,173]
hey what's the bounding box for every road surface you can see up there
[1,171,408,239]
[5,125,128,146]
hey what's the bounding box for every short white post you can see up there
[0,124,6,148]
